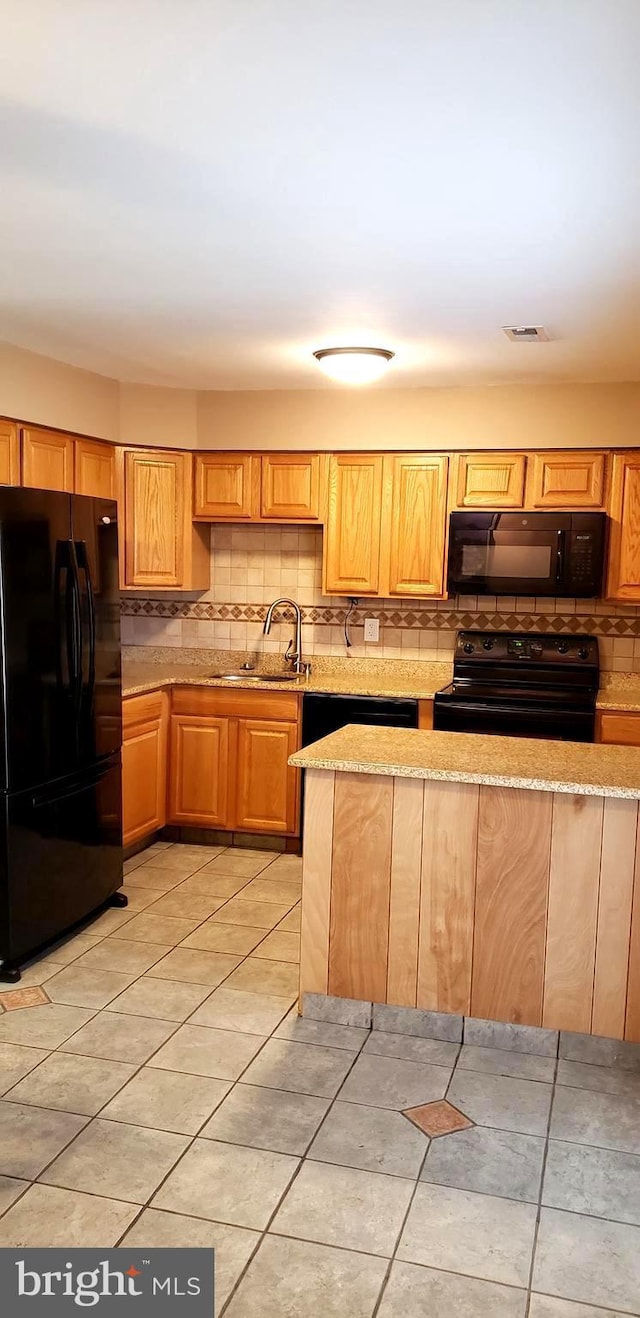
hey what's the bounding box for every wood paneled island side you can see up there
[290,726,640,1043]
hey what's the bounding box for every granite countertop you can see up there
[121,648,640,710]
[289,724,640,798]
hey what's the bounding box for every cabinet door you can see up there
[386,454,448,596]
[0,419,20,486]
[260,454,322,520]
[194,453,258,519]
[455,453,526,508]
[529,451,606,508]
[122,691,167,846]
[168,714,231,826]
[323,455,384,595]
[75,439,116,499]
[596,711,640,746]
[606,452,640,601]
[122,448,208,589]
[22,427,74,492]
[236,718,299,834]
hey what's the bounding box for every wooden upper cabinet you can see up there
[75,438,116,500]
[194,453,259,519]
[323,454,384,595]
[120,447,209,591]
[528,451,606,508]
[454,452,526,508]
[21,426,74,492]
[236,718,299,834]
[606,451,640,601]
[385,454,448,597]
[0,419,20,486]
[260,454,322,521]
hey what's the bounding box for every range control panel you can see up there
[455,631,599,665]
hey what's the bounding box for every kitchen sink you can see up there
[209,672,302,683]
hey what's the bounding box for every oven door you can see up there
[447,512,563,597]
[433,696,595,742]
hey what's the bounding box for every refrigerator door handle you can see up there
[54,540,80,699]
[66,540,83,722]
[75,539,96,704]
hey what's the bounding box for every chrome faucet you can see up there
[263,597,304,673]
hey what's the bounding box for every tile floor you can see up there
[0,842,638,1315]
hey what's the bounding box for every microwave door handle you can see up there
[556,530,566,585]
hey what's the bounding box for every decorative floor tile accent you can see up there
[0,986,50,1012]
[404,1099,473,1137]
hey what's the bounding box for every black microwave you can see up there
[447,511,606,598]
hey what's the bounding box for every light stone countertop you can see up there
[289,723,640,798]
[121,648,640,711]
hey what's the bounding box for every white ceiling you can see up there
[1,0,640,390]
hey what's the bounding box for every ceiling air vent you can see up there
[502,325,550,342]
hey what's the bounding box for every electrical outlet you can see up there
[364,617,380,643]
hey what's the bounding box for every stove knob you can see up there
[578,646,589,660]
[463,642,475,654]
[557,640,570,654]
[482,638,494,650]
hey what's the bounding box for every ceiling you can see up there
[1,0,640,390]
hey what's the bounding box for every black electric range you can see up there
[434,631,599,742]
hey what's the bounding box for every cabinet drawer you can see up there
[123,689,165,732]
[170,685,300,722]
[596,711,640,746]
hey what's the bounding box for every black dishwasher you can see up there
[302,693,419,746]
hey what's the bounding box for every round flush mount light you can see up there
[313,346,395,385]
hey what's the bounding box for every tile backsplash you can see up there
[120,524,640,673]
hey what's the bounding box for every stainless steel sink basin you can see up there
[209,672,301,683]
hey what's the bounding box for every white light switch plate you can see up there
[364,617,380,642]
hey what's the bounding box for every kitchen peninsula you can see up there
[290,726,640,1046]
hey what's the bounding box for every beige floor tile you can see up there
[211,899,290,929]
[103,1066,230,1134]
[148,947,241,986]
[398,1183,537,1287]
[0,1184,139,1246]
[181,921,266,955]
[199,851,279,879]
[117,886,160,912]
[75,938,171,975]
[272,1160,413,1257]
[5,1052,136,1116]
[253,931,300,963]
[121,1210,259,1310]
[242,1038,354,1099]
[142,841,173,855]
[0,1004,95,1050]
[241,878,301,906]
[153,1138,298,1228]
[0,1101,87,1178]
[60,1011,176,1064]
[203,1083,329,1155]
[225,1234,387,1318]
[108,976,211,1022]
[377,1262,527,1318]
[190,987,291,1035]
[225,958,299,999]
[261,854,303,880]
[0,1042,50,1095]
[10,958,67,988]
[148,891,227,921]
[277,906,301,934]
[175,873,255,900]
[116,913,202,945]
[41,1117,189,1203]
[40,933,104,966]
[45,965,135,1009]
[83,908,134,936]
[123,852,148,874]
[0,1176,28,1215]
[149,1024,266,1081]
[123,865,188,892]
[151,844,225,865]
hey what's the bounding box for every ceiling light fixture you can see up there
[313,346,395,385]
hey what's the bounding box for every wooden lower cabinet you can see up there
[596,710,640,745]
[167,688,301,836]
[122,690,168,846]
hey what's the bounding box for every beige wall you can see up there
[0,340,120,441]
[197,382,640,451]
[119,382,198,448]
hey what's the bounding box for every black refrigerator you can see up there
[0,488,123,982]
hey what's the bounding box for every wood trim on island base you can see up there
[300,771,640,1044]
